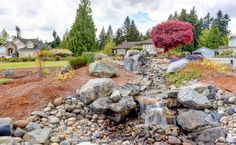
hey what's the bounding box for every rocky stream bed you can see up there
[1,52,236,145]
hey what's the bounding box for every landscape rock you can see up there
[54,97,63,106]
[4,70,14,78]
[124,54,145,73]
[109,89,121,102]
[0,136,14,144]
[48,116,60,124]
[197,127,227,143]
[229,96,236,104]
[14,128,26,137]
[14,120,29,128]
[167,59,188,73]
[0,118,13,136]
[78,78,114,104]
[177,110,208,131]
[60,140,71,145]
[168,136,181,144]
[23,128,52,144]
[118,83,140,97]
[126,50,140,57]
[177,88,211,109]
[90,96,137,122]
[26,122,41,131]
[89,61,116,78]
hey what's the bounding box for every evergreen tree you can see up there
[0,29,9,45]
[51,30,61,48]
[103,38,115,56]
[60,29,69,48]
[98,27,106,50]
[129,20,141,41]
[203,12,213,29]
[106,25,113,40]
[66,0,97,56]
[123,16,131,41]
[214,10,230,36]
[114,28,124,45]
[198,22,225,49]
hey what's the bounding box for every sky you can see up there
[0,0,235,41]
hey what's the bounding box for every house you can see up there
[229,33,236,48]
[3,37,50,58]
[112,39,160,56]
[192,47,215,58]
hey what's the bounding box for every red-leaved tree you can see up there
[150,20,193,52]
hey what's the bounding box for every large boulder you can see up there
[90,96,137,122]
[89,61,116,78]
[124,53,145,73]
[77,78,114,104]
[197,127,227,143]
[23,128,52,144]
[177,88,211,109]
[0,118,13,136]
[126,50,140,57]
[118,83,141,97]
[177,110,208,131]
[167,59,188,73]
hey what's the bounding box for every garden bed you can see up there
[0,64,134,121]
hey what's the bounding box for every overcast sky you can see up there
[0,0,235,41]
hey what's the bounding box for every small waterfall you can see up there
[137,96,176,127]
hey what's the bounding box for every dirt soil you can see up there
[0,64,134,121]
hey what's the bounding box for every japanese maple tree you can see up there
[150,20,193,52]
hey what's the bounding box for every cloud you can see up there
[0,0,235,41]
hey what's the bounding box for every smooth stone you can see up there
[26,122,41,131]
[54,97,64,106]
[227,108,235,115]
[0,118,13,136]
[23,128,52,144]
[14,128,26,137]
[48,116,60,124]
[0,136,14,144]
[168,136,181,144]
[14,120,29,128]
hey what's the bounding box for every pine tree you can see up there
[98,27,106,50]
[60,29,69,48]
[106,25,113,40]
[123,16,131,41]
[0,29,9,45]
[129,20,140,41]
[203,13,213,29]
[15,25,21,38]
[66,0,97,56]
[114,28,124,45]
[51,30,61,48]
[214,10,230,36]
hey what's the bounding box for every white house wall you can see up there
[229,37,236,47]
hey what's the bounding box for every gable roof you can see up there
[17,38,50,50]
[137,39,153,44]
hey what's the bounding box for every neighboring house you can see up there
[193,47,215,58]
[0,45,6,57]
[229,33,236,48]
[112,39,160,55]
[3,37,50,58]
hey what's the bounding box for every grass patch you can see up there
[0,78,13,84]
[165,59,231,87]
[0,61,68,70]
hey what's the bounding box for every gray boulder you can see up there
[124,54,145,73]
[178,88,211,109]
[78,78,114,104]
[0,118,13,136]
[118,83,141,97]
[177,110,208,131]
[197,127,227,143]
[89,61,116,78]
[110,89,121,102]
[167,59,188,73]
[90,96,137,122]
[23,128,52,144]
[126,50,140,57]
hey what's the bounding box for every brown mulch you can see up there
[201,74,236,95]
[0,65,134,121]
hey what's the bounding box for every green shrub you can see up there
[69,54,94,69]
[55,56,61,61]
[27,57,35,61]
[22,57,28,62]
[50,49,73,57]
[131,47,143,51]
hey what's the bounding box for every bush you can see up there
[167,49,182,58]
[50,49,73,57]
[131,47,143,51]
[217,49,234,58]
[166,59,231,87]
[69,54,94,69]
[22,57,28,62]
[55,56,61,61]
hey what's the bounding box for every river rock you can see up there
[168,136,181,144]
[167,59,188,73]
[78,78,114,104]
[197,127,227,143]
[14,120,29,128]
[118,83,140,97]
[48,116,60,124]
[177,88,211,109]
[54,97,63,106]
[0,136,14,144]
[89,61,116,78]
[90,96,137,122]
[26,122,41,131]
[0,118,13,136]
[23,128,52,144]
[177,110,208,131]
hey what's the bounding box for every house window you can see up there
[27,43,34,48]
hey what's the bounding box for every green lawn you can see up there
[0,78,13,84]
[0,61,68,69]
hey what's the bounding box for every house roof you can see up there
[193,47,215,53]
[137,39,153,44]
[17,38,49,50]
[112,41,139,49]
